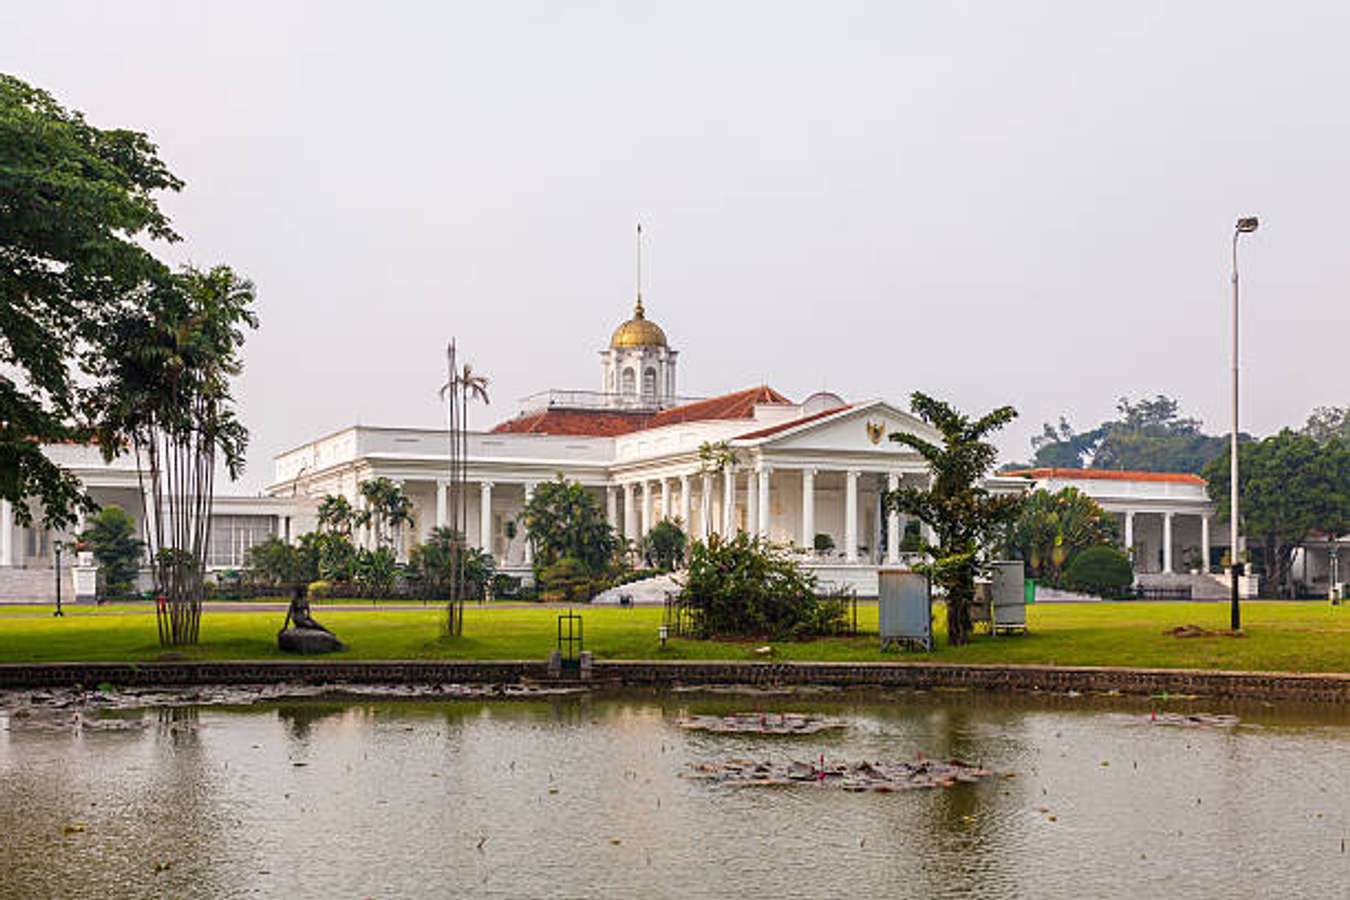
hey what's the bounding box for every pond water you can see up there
[1,689,1347,899]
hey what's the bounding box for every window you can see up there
[643,367,657,399]
[208,515,276,567]
[621,368,636,395]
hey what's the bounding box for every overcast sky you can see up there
[4,2,1348,493]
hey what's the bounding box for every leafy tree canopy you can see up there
[1,73,182,527]
[1019,395,1237,474]
[1001,487,1118,585]
[884,392,1022,645]
[1302,405,1350,445]
[521,476,617,575]
[78,505,144,595]
[1202,429,1350,596]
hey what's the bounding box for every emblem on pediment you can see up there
[866,421,885,445]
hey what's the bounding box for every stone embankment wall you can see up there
[0,660,1346,702]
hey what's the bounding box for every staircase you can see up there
[592,572,681,606]
[0,567,70,603]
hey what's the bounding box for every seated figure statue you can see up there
[278,584,347,654]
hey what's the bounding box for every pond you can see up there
[2,688,1347,898]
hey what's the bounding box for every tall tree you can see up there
[1302,405,1350,445]
[884,393,1022,646]
[1001,487,1118,585]
[1202,430,1350,597]
[1,74,181,527]
[1023,395,1234,474]
[521,476,617,575]
[86,265,257,646]
[355,477,415,554]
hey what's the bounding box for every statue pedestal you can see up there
[278,628,347,654]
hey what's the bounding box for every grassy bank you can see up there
[0,601,1346,673]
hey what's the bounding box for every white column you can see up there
[746,469,759,536]
[801,468,816,548]
[1162,511,1174,574]
[640,481,652,538]
[1200,514,1211,573]
[623,483,637,543]
[523,482,536,565]
[435,479,448,529]
[757,465,772,537]
[679,475,692,530]
[659,478,671,523]
[699,473,713,539]
[845,469,860,563]
[479,482,493,556]
[606,486,618,528]
[885,472,900,564]
[722,464,735,536]
[1123,510,1134,553]
[0,499,12,566]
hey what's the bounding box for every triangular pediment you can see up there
[736,401,938,454]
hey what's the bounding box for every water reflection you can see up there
[0,691,1346,899]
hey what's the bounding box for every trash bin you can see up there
[1024,578,1037,605]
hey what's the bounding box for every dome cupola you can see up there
[609,298,667,349]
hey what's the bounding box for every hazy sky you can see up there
[4,2,1348,493]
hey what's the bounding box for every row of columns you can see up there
[432,479,536,564]
[1122,509,1212,574]
[612,467,920,565]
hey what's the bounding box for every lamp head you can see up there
[1236,217,1259,233]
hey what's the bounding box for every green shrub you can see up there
[813,533,835,553]
[78,506,144,596]
[408,527,495,600]
[307,580,336,600]
[540,556,592,603]
[639,520,687,570]
[1063,546,1134,597]
[680,533,845,639]
[244,536,300,586]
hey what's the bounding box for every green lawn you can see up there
[0,601,1346,673]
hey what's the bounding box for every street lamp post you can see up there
[1230,216,1258,631]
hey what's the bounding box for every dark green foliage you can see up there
[884,392,1022,646]
[356,478,415,551]
[640,519,687,570]
[78,505,144,595]
[354,546,400,598]
[84,265,257,647]
[1,74,181,529]
[539,556,593,603]
[1063,546,1135,597]
[244,536,301,587]
[1302,405,1350,444]
[408,527,496,600]
[680,533,844,639]
[1203,430,1350,597]
[317,495,356,535]
[813,532,836,553]
[522,476,617,575]
[1027,396,1237,475]
[1002,487,1119,586]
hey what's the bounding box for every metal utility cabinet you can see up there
[878,568,933,651]
[990,561,1028,635]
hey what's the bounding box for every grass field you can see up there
[0,601,1346,673]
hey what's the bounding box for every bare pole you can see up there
[1229,217,1258,631]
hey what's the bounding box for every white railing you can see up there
[517,389,705,415]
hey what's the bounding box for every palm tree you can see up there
[439,346,490,636]
[317,494,355,536]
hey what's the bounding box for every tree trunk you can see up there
[945,585,973,646]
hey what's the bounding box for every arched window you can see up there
[643,367,657,399]
[621,367,636,395]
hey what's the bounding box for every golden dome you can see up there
[610,299,668,349]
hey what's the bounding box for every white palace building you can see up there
[2,296,1334,601]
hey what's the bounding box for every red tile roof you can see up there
[645,385,793,429]
[736,404,852,440]
[490,409,653,437]
[1000,467,1207,486]
[489,385,795,438]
